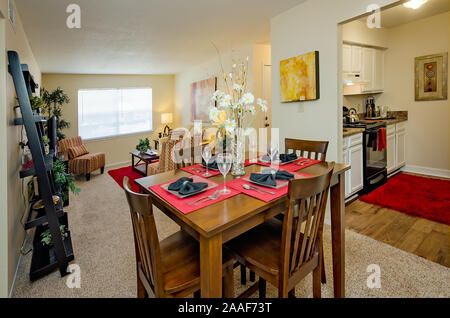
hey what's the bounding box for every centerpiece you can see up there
[209,57,268,176]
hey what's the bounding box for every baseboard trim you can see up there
[105,160,131,169]
[402,165,450,179]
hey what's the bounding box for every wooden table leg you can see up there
[200,234,222,298]
[330,173,345,298]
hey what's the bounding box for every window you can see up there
[78,88,152,140]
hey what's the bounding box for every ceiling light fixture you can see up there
[403,0,428,10]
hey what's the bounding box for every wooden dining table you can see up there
[135,160,350,298]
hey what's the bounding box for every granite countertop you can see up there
[343,111,408,137]
[343,127,365,137]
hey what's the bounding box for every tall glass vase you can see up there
[231,128,245,176]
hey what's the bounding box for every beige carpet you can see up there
[12,167,450,298]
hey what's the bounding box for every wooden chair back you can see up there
[285,138,329,161]
[123,176,164,297]
[280,163,335,281]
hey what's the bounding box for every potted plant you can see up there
[42,135,50,155]
[29,95,44,115]
[53,158,80,207]
[40,225,69,263]
[136,138,151,154]
[41,87,70,140]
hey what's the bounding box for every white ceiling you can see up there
[15,0,306,74]
[361,0,449,28]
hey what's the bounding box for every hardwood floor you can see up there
[346,199,449,268]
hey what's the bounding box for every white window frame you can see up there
[78,87,153,141]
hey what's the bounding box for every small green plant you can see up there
[42,135,50,146]
[53,159,80,200]
[136,138,150,152]
[40,225,68,246]
[29,95,44,111]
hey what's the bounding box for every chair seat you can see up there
[159,231,234,294]
[227,218,284,276]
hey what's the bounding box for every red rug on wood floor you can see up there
[108,166,143,193]
[359,173,450,225]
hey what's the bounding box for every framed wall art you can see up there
[415,52,448,101]
[190,77,217,122]
[280,51,320,102]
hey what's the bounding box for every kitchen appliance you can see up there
[344,120,387,194]
[365,97,376,118]
[348,108,359,123]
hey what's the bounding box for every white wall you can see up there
[270,0,398,161]
[343,20,389,48]
[0,0,42,296]
[174,43,271,130]
[378,12,449,171]
[174,44,254,128]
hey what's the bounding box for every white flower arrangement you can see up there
[209,56,267,137]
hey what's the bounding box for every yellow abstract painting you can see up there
[280,51,319,102]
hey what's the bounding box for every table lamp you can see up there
[161,113,173,137]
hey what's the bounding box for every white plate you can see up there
[243,177,289,189]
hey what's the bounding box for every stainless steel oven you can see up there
[344,120,387,194]
[363,123,387,194]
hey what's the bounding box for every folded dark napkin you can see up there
[168,177,193,191]
[250,170,295,187]
[202,158,218,170]
[275,170,295,180]
[168,177,208,195]
[279,153,298,163]
[250,173,276,187]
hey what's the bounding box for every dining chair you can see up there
[285,138,329,162]
[284,138,329,284]
[147,138,179,176]
[123,176,235,298]
[226,163,335,298]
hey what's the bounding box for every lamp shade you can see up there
[161,113,173,125]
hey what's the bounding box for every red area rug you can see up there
[108,166,143,193]
[359,173,450,225]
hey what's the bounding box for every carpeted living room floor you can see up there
[12,166,450,298]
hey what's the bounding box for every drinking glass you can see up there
[202,145,212,177]
[217,153,232,195]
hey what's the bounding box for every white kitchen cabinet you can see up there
[343,133,364,198]
[395,122,407,168]
[387,122,407,175]
[361,47,385,93]
[386,125,396,174]
[351,46,362,74]
[343,44,352,74]
[343,44,362,74]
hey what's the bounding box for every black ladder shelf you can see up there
[8,51,74,281]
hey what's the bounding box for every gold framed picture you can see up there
[190,77,217,122]
[415,53,448,101]
[280,51,320,102]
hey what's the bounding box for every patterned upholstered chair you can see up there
[146,137,179,176]
[58,137,106,181]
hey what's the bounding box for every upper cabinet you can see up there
[343,44,385,95]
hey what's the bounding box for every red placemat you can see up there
[149,175,241,215]
[249,157,321,171]
[181,165,221,177]
[280,158,321,172]
[227,172,312,202]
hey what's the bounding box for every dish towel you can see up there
[378,128,387,152]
